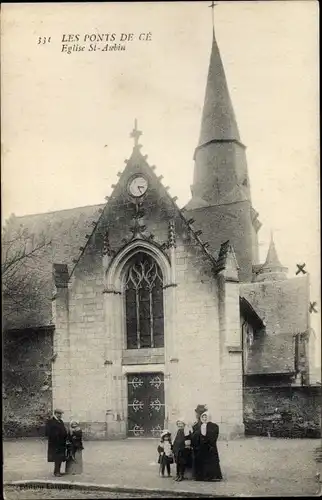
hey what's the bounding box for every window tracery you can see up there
[125,253,164,349]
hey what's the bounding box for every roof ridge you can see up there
[13,203,105,220]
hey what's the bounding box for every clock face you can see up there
[128,175,148,197]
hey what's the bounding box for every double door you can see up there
[127,372,165,438]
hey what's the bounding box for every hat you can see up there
[195,404,208,416]
[54,408,64,414]
[176,417,185,425]
[161,429,171,438]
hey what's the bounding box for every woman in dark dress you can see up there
[65,420,84,475]
[191,404,208,479]
[191,411,222,482]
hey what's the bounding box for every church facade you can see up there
[3,28,319,440]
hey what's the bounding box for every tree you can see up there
[2,214,52,330]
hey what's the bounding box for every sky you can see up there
[1,1,320,365]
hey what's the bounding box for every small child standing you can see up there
[173,418,192,482]
[157,430,173,477]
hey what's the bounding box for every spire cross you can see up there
[130,118,142,147]
[208,1,217,33]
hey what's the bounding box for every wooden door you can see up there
[127,372,165,437]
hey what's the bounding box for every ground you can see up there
[4,437,322,498]
[4,487,183,499]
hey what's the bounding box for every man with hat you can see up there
[45,408,68,477]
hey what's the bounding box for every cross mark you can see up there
[296,263,307,275]
[309,302,318,313]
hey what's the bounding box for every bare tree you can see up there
[2,215,52,330]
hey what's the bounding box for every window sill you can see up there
[122,348,165,365]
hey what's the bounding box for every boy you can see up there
[172,418,192,481]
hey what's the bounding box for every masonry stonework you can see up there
[51,184,244,439]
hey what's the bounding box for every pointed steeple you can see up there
[256,232,288,282]
[197,32,241,149]
[264,231,283,268]
[185,16,261,283]
[187,26,251,210]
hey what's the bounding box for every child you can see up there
[65,420,84,475]
[173,418,192,482]
[157,430,173,477]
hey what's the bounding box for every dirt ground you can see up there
[4,437,322,497]
[4,487,187,499]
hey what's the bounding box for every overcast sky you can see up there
[1,1,320,362]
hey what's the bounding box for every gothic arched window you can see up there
[125,253,164,349]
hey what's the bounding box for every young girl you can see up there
[157,430,173,477]
[65,420,84,475]
[173,418,192,482]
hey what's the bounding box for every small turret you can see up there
[255,232,288,282]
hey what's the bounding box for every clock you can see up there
[128,175,148,197]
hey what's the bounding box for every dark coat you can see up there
[45,417,68,463]
[192,420,201,434]
[191,422,222,481]
[173,428,192,467]
[66,429,84,461]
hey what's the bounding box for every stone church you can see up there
[3,28,319,440]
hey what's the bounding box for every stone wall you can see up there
[244,385,321,438]
[3,328,53,437]
[50,161,244,439]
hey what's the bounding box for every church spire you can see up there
[256,232,288,282]
[185,11,261,283]
[187,17,250,209]
[197,29,241,150]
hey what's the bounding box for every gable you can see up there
[70,143,218,282]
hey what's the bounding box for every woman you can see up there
[191,410,222,482]
[191,404,208,479]
[192,404,208,432]
[65,420,84,475]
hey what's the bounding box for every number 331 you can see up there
[38,36,51,45]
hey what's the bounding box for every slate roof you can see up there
[240,296,265,332]
[3,146,219,330]
[3,204,103,330]
[241,276,310,375]
[196,32,241,149]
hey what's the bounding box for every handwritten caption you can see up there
[37,33,152,54]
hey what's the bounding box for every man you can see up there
[45,408,68,477]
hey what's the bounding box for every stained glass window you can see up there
[125,253,164,349]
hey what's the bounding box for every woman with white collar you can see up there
[191,410,222,482]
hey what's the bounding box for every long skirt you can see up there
[194,446,222,481]
[65,450,83,475]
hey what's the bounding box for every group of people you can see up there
[157,404,222,482]
[45,408,84,477]
[45,404,222,483]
